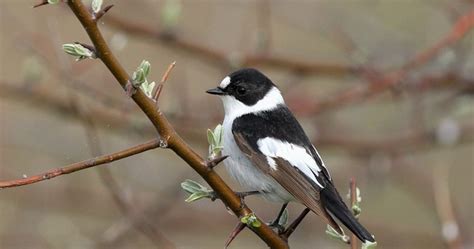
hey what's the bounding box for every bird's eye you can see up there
[236,86,247,95]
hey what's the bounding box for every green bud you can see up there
[241,213,261,228]
[138,60,151,77]
[48,0,60,4]
[207,124,224,160]
[180,179,213,203]
[132,69,146,86]
[140,81,156,98]
[62,43,95,61]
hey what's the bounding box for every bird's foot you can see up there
[268,222,286,234]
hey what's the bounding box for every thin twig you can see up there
[0,139,161,188]
[433,165,463,249]
[349,178,357,249]
[153,61,176,103]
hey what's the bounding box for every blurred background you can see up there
[1,0,473,248]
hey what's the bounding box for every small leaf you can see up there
[139,60,151,77]
[181,179,209,194]
[213,124,223,145]
[362,240,377,249]
[325,225,349,243]
[207,129,215,148]
[352,204,361,218]
[132,69,146,86]
[278,208,289,227]
[62,43,95,61]
[185,192,211,203]
[92,0,103,13]
[48,0,60,4]
[140,81,156,98]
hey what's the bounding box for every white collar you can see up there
[221,87,285,120]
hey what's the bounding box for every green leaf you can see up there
[184,192,211,203]
[213,124,223,145]
[139,60,151,77]
[180,179,213,203]
[62,43,95,61]
[92,0,103,13]
[278,208,289,227]
[325,225,349,243]
[48,0,60,4]
[140,81,156,98]
[207,129,215,148]
[181,179,209,194]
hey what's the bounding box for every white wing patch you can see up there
[257,137,323,188]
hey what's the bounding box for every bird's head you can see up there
[206,68,285,117]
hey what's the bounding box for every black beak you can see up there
[206,87,225,95]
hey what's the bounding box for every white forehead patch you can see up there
[220,76,231,89]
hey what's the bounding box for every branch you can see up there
[433,165,464,249]
[103,14,359,75]
[64,1,288,248]
[0,139,161,188]
[349,178,357,249]
[304,9,474,115]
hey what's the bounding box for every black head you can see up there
[206,68,276,106]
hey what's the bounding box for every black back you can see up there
[232,105,331,182]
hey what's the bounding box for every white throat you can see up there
[220,87,285,120]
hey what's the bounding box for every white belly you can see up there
[222,118,294,203]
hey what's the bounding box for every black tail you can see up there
[321,187,375,243]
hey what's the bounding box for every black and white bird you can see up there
[206,68,375,243]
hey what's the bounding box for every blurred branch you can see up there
[62,1,287,248]
[316,121,474,155]
[433,165,464,249]
[305,9,474,114]
[0,138,161,188]
[70,94,175,249]
[103,14,360,75]
[349,178,357,249]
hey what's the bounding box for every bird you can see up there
[206,68,375,244]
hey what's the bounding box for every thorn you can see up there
[206,155,228,169]
[153,61,176,103]
[33,0,48,8]
[94,4,114,21]
[224,222,246,249]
